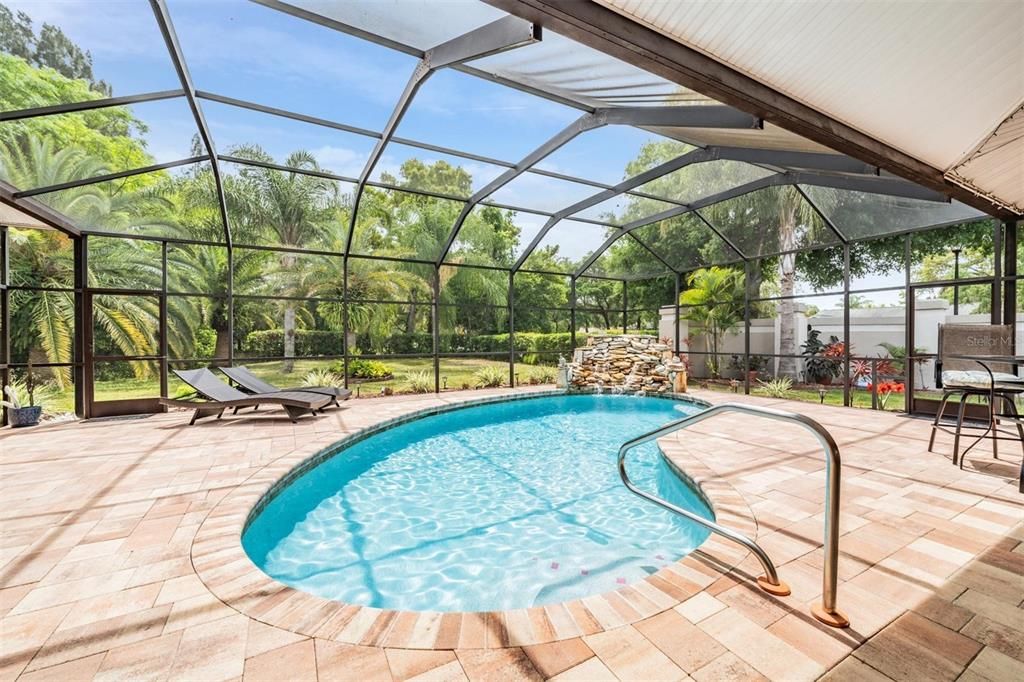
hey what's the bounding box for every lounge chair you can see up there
[161,368,332,425]
[219,365,351,407]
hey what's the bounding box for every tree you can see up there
[679,267,744,378]
[0,4,110,94]
[915,245,994,314]
[0,4,32,61]
[575,278,621,329]
[230,145,341,371]
[510,246,571,333]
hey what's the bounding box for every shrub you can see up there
[405,370,433,394]
[193,328,217,359]
[243,329,342,357]
[343,358,393,380]
[474,365,506,388]
[356,331,574,357]
[355,332,433,355]
[756,376,794,398]
[173,384,194,399]
[531,366,558,384]
[302,368,344,388]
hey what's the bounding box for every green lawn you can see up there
[698,380,906,411]
[50,362,1002,420]
[34,356,555,418]
[708,383,1017,412]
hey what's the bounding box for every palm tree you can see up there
[166,162,271,360]
[701,184,834,378]
[1,137,168,383]
[774,186,831,377]
[329,228,430,353]
[679,266,744,378]
[230,145,340,371]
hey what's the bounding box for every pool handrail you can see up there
[617,401,849,628]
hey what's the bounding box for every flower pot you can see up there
[8,405,41,427]
[815,376,832,386]
[747,370,759,383]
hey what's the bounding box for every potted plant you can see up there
[2,364,42,428]
[728,354,769,382]
[801,329,842,385]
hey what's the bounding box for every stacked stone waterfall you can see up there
[570,335,674,393]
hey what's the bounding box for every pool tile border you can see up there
[190,389,761,649]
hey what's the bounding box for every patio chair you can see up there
[219,365,351,407]
[928,324,1024,466]
[161,368,332,425]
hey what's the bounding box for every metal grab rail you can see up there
[618,402,849,628]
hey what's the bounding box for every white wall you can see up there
[660,299,1024,385]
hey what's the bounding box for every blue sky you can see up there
[5,0,679,212]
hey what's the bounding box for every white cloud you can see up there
[310,145,364,178]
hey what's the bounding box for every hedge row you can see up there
[358,331,576,355]
[242,330,343,357]
[241,329,574,356]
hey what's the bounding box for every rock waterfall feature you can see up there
[569,335,685,393]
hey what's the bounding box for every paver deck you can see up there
[1,388,1021,681]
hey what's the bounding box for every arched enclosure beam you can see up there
[691,210,748,261]
[794,185,848,244]
[0,90,185,122]
[510,147,719,273]
[573,174,787,277]
[790,171,949,203]
[13,156,210,199]
[623,231,679,276]
[437,107,755,266]
[342,15,540,260]
[436,112,605,266]
[714,147,879,176]
[150,0,232,249]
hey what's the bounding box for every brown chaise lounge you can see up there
[219,365,351,407]
[161,368,332,425]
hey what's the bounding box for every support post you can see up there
[432,266,440,394]
[342,258,350,389]
[842,243,851,407]
[508,271,516,387]
[1004,220,1018,351]
[992,220,1002,325]
[743,260,752,395]
[904,235,913,414]
[0,226,8,426]
[79,235,91,419]
[159,241,168,400]
[570,276,577,353]
[673,272,681,355]
[227,244,234,366]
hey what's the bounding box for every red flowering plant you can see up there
[865,380,905,408]
[850,357,898,383]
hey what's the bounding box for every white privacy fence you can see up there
[660,299,1023,387]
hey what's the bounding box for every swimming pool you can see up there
[242,393,713,612]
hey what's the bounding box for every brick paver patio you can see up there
[1,388,1021,681]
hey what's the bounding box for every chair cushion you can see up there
[942,370,1024,389]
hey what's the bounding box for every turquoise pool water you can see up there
[243,394,713,612]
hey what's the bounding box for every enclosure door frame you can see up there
[83,288,167,418]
